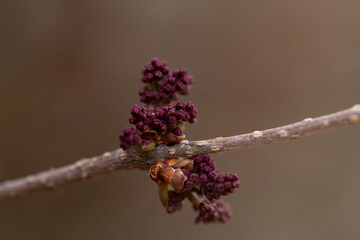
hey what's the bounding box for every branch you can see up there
[0,104,359,202]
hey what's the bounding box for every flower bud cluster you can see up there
[119,127,150,150]
[119,101,198,150]
[141,58,169,83]
[167,191,185,214]
[119,59,242,224]
[186,155,241,201]
[119,58,197,151]
[139,58,194,105]
[149,155,241,224]
[195,200,232,223]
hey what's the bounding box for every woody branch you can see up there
[0,104,359,202]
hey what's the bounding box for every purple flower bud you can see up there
[194,155,203,163]
[224,181,232,190]
[216,173,225,183]
[232,180,241,188]
[167,191,185,214]
[142,58,169,84]
[154,70,163,80]
[199,174,208,183]
[130,104,141,117]
[190,174,200,185]
[139,59,194,105]
[199,163,206,170]
[224,173,234,181]
[151,118,167,133]
[119,127,147,150]
[183,112,190,121]
[129,116,138,124]
[182,169,190,178]
[167,76,176,85]
[190,155,241,201]
[176,101,186,110]
[167,115,177,125]
[175,82,184,91]
[171,92,179,100]
[203,166,211,173]
[189,108,198,118]
[216,183,225,193]
[175,110,186,120]
[195,200,232,224]
[155,109,165,118]
[162,84,173,94]
[206,182,213,191]
[208,171,218,179]
[172,127,183,136]
[184,179,194,189]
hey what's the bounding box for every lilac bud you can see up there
[172,127,183,136]
[216,183,225,193]
[225,173,234,181]
[208,171,218,180]
[167,191,185,214]
[176,101,186,110]
[119,127,148,150]
[130,104,141,117]
[216,173,225,183]
[167,76,176,85]
[195,200,232,224]
[182,169,191,178]
[129,116,138,124]
[171,92,179,100]
[162,84,173,94]
[206,182,213,191]
[194,155,203,163]
[155,109,165,118]
[154,70,163,80]
[199,174,208,183]
[175,82,184,91]
[224,181,232,190]
[232,180,241,188]
[184,179,194,190]
[167,115,177,125]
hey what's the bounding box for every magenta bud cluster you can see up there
[186,155,241,201]
[120,58,242,224]
[119,58,197,151]
[119,101,198,150]
[139,58,194,105]
[119,127,149,150]
[152,154,241,224]
[184,155,240,223]
[195,200,232,223]
[166,191,185,214]
[141,58,169,83]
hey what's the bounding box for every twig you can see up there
[0,104,359,202]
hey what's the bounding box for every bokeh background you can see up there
[1,1,360,239]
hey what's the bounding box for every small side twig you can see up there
[0,104,359,202]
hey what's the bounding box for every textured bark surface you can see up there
[0,104,359,202]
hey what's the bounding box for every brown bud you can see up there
[149,161,165,181]
[164,158,179,166]
[157,165,175,184]
[150,159,191,192]
[170,159,193,169]
[141,130,157,139]
[159,133,185,144]
[184,160,193,172]
[169,169,188,192]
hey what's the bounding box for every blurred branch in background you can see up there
[0,104,359,203]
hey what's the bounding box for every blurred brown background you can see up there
[0,1,360,239]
